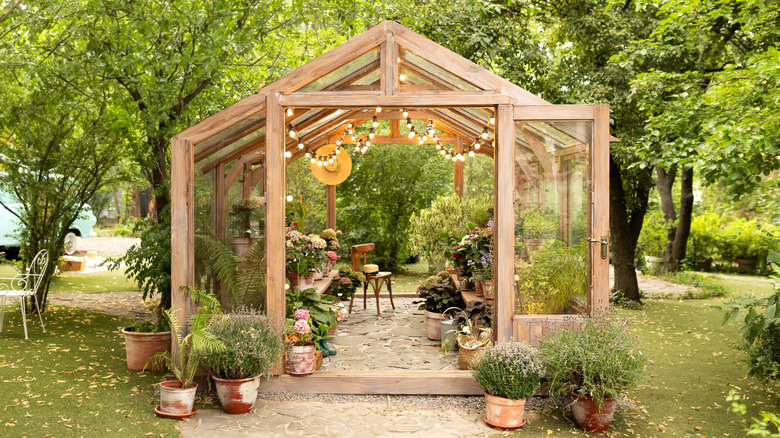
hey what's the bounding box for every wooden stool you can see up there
[348,244,395,316]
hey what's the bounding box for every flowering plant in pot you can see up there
[327,266,365,300]
[538,312,647,433]
[320,228,341,252]
[146,287,224,418]
[285,309,324,375]
[471,341,544,429]
[415,271,466,340]
[202,308,283,414]
[306,234,328,280]
[285,228,320,289]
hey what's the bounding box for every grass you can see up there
[0,264,140,294]
[0,306,178,438]
[652,270,729,299]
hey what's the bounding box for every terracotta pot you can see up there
[121,328,171,371]
[159,380,197,415]
[287,271,314,290]
[326,327,336,336]
[213,376,259,414]
[457,338,485,370]
[459,276,473,291]
[475,280,484,297]
[524,238,545,253]
[484,393,526,429]
[482,280,494,300]
[424,311,444,341]
[230,237,254,259]
[571,393,617,433]
[736,258,757,273]
[287,344,316,375]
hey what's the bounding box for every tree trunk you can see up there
[671,166,694,269]
[610,154,651,302]
[655,165,677,271]
[149,135,170,221]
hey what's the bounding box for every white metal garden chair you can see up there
[0,249,49,339]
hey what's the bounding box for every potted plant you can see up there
[285,228,319,290]
[121,298,171,371]
[326,266,365,301]
[451,302,493,369]
[285,309,324,375]
[538,312,647,433]
[286,288,341,357]
[687,211,723,271]
[520,206,559,253]
[474,252,494,299]
[146,287,224,418]
[229,198,263,258]
[471,341,544,429]
[202,308,283,414]
[723,218,767,272]
[307,233,327,280]
[415,271,466,341]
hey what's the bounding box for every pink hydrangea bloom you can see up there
[294,309,310,320]
[293,319,311,334]
[326,251,338,263]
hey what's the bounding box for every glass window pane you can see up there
[398,47,482,91]
[299,49,380,92]
[514,121,591,316]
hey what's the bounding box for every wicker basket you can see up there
[457,339,485,370]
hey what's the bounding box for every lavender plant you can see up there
[538,312,647,408]
[202,308,283,380]
[470,341,544,400]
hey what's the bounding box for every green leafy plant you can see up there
[415,271,465,314]
[538,312,647,408]
[228,197,264,238]
[515,241,587,314]
[202,308,282,380]
[471,341,544,400]
[195,233,266,309]
[687,211,724,265]
[285,288,340,330]
[442,301,493,353]
[327,266,364,300]
[285,228,324,275]
[727,390,780,436]
[520,206,559,240]
[722,218,766,261]
[146,287,225,388]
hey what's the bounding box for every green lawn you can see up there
[0,306,178,438]
[0,264,140,294]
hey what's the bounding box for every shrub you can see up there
[415,271,465,314]
[202,309,283,380]
[637,209,667,258]
[515,241,587,315]
[471,341,544,400]
[538,312,647,408]
[722,218,766,261]
[687,211,724,265]
[519,206,559,239]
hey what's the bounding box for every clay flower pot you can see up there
[424,310,444,341]
[121,328,171,371]
[482,279,494,300]
[213,376,260,414]
[287,344,316,375]
[159,380,197,416]
[230,237,254,259]
[484,393,526,429]
[571,393,617,433]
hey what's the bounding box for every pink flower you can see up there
[340,278,350,285]
[326,251,338,263]
[293,319,311,334]
[336,311,346,321]
[294,309,310,320]
[334,274,340,280]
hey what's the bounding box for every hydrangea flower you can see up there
[293,319,311,334]
[294,309,310,320]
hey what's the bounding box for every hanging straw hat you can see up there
[310,144,352,185]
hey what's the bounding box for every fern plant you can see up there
[195,233,266,309]
[146,286,225,388]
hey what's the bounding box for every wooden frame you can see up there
[170,20,611,396]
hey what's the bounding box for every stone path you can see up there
[47,291,152,320]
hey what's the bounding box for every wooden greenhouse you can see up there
[171,21,611,395]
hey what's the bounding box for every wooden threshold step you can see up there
[259,370,482,395]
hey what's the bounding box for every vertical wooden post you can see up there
[213,163,228,306]
[326,185,336,229]
[380,21,398,95]
[265,93,286,374]
[242,163,253,198]
[170,135,194,360]
[453,137,464,197]
[494,105,515,342]
[591,105,610,313]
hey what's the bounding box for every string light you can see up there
[399,74,406,81]
[284,151,292,158]
[402,108,408,118]
[408,128,416,139]
[375,106,382,113]
[298,142,304,149]
[372,116,379,128]
[286,108,293,117]
[489,112,495,125]
[369,127,375,139]
[481,127,489,139]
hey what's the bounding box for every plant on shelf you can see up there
[471,341,544,429]
[443,301,494,369]
[285,227,322,288]
[327,266,365,300]
[320,228,342,252]
[147,287,225,417]
[538,312,647,433]
[202,308,283,414]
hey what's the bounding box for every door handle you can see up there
[587,236,609,259]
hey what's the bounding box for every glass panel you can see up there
[513,121,591,316]
[299,49,380,92]
[398,46,482,91]
[196,127,265,172]
[194,163,266,311]
[194,110,265,163]
[286,158,326,233]
[464,153,494,199]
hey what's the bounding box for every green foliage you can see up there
[728,390,780,437]
[515,241,587,314]
[202,309,282,380]
[538,312,647,408]
[415,271,465,314]
[147,287,224,388]
[286,160,325,234]
[722,219,772,262]
[337,144,451,270]
[471,341,544,400]
[519,206,559,240]
[107,215,172,323]
[687,211,725,265]
[285,288,340,330]
[327,266,364,300]
[637,209,668,258]
[716,261,780,381]
[408,194,492,264]
[195,233,266,309]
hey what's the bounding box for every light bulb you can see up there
[489,113,495,125]
[441,150,446,155]
[372,116,379,128]
[310,157,316,164]
[366,140,371,146]
[329,158,334,164]
[457,154,464,161]
[481,127,488,139]
[348,129,354,135]
[286,108,293,117]
[285,283,290,290]
[469,150,475,157]
[435,144,441,150]
[355,145,360,152]
[289,129,296,138]
[402,108,408,117]
[418,138,424,145]
[399,74,406,81]
[361,146,368,153]
[445,154,451,159]
[474,143,481,150]
[422,135,427,141]
[286,195,293,202]
[347,122,353,128]
[335,148,340,155]
[492,141,495,147]
[284,151,292,158]
[298,142,304,149]
[408,130,415,139]
[336,139,342,146]
[369,128,375,139]
[317,160,323,166]
[452,156,457,162]
[376,106,382,113]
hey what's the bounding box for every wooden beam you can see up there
[591,105,610,313]
[170,135,194,362]
[326,185,336,229]
[494,105,514,343]
[514,105,595,120]
[242,163,253,198]
[280,92,512,108]
[265,93,286,375]
[251,165,264,194]
[454,137,464,197]
[519,127,557,176]
[380,21,398,95]
[193,114,266,163]
[327,135,457,145]
[258,370,483,395]
[177,97,267,146]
